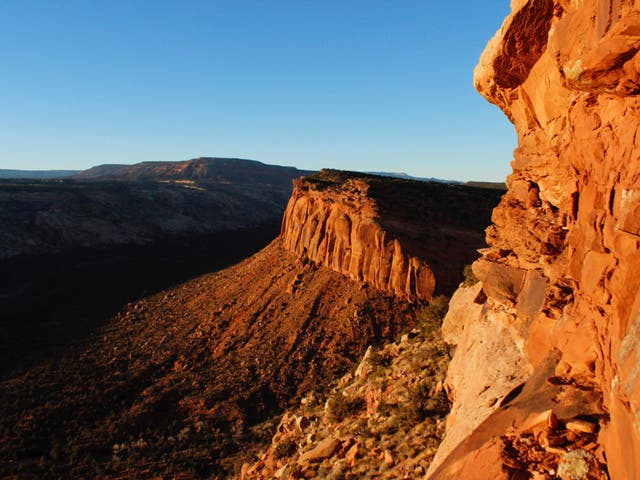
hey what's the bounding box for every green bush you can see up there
[273,437,297,459]
[326,393,365,422]
[419,295,449,336]
[462,264,478,287]
[351,417,371,437]
[367,349,393,377]
[397,382,450,428]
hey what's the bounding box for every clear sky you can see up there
[0,1,515,181]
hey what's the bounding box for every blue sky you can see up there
[0,1,515,181]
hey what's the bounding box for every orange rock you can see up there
[565,419,598,434]
[298,437,341,464]
[430,1,640,479]
[345,443,359,467]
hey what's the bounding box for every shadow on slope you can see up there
[0,222,280,377]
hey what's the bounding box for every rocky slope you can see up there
[281,170,502,300]
[0,239,422,479]
[0,158,309,259]
[0,224,280,377]
[428,1,640,479]
[238,307,452,480]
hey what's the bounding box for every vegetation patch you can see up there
[326,392,366,423]
[397,382,450,428]
[419,295,450,337]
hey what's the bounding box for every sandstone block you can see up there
[298,437,341,464]
[472,259,526,304]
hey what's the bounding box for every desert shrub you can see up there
[368,350,392,368]
[326,393,365,423]
[377,400,395,417]
[397,382,450,428]
[367,349,393,377]
[462,264,478,287]
[419,295,449,337]
[351,417,371,437]
[273,437,297,459]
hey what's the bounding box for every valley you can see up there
[0,166,501,478]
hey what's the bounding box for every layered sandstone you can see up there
[429,1,640,479]
[281,170,502,301]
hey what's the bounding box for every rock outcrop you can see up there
[281,170,502,301]
[429,2,640,479]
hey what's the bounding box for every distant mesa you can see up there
[0,157,314,184]
[464,180,507,190]
[364,171,462,183]
[365,171,507,190]
[75,157,314,186]
[0,157,312,259]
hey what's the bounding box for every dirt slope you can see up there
[0,239,419,478]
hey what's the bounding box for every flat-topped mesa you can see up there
[280,169,502,302]
[429,2,640,479]
[281,173,434,301]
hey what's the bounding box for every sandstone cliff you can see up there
[429,2,640,479]
[281,170,502,301]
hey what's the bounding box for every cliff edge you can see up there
[429,2,640,479]
[281,170,502,301]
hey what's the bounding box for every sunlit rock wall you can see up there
[429,1,640,479]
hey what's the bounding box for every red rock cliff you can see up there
[280,170,502,302]
[429,2,640,479]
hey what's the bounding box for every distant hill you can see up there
[72,164,129,178]
[0,169,79,179]
[76,157,314,186]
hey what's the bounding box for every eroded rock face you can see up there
[430,1,640,479]
[281,174,434,302]
[281,170,502,301]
